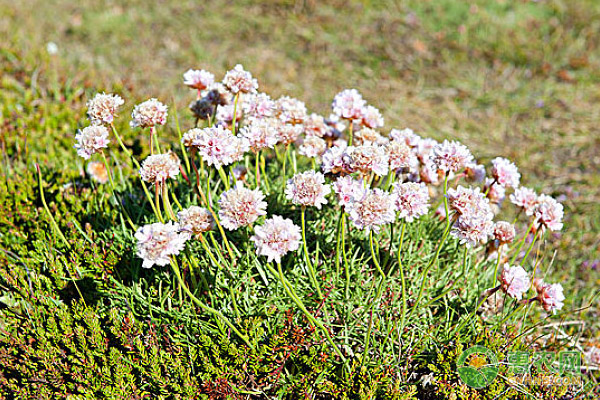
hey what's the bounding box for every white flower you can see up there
[510,187,539,216]
[387,140,418,172]
[298,136,327,158]
[392,182,430,222]
[465,163,486,183]
[194,126,249,168]
[222,64,258,94]
[390,128,422,147]
[130,98,168,128]
[277,123,304,145]
[87,93,124,125]
[135,222,188,269]
[140,152,180,184]
[303,113,329,137]
[216,103,243,124]
[332,89,365,120]
[534,279,565,313]
[321,145,350,174]
[276,96,307,124]
[354,127,388,146]
[218,182,267,230]
[493,221,516,244]
[243,93,275,119]
[346,188,396,233]
[431,140,474,173]
[74,125,110,159]
[251,216,301,263]
[491,157,520,188]
[360,105,384,129]
[333,176,366,207]
[498,264,530,300]
[241,118,279,152]
[177,206,215,235]
[534,194,564,232]
[451,213,494,247]
[183,69,215,90]
[285,171,331,209]
[344,145,389,176]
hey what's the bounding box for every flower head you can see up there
[392,182,430,222]
[346,188,396,233]
[135,222,188,268]
[218,182,267,230]
[344,145,389,176]
[497,264,530,300]
[493,221,516,244]
[354,127,387,146]
[451,213,494,247]
[183,69,215,90]
[390,128,421,147]
[360,105,384,129]
[534,194,564,232]
[177,206,215,235]
[86,92,124,125]
[303,113,329,138]
[193,126,249,168]
[485,178,506,205]
[447,186,491,217]
[216,103,243,125]
[332,175,366,207]
[285,171,331,209]
[321,145,351,175]
[251,216,301,263]
[223,64,258,94]
[86,161,109,184]
[74,125,110,159]
[533,279,565,313]
[510,187,538,216]
[332,89,365,120]
[241,118,279,152]
[491,157,520,188]
[139,152,180,184]
[130,98,168,128]
[431,140,474,173]
[243,93,275,119]
[189,99,215,120]
[276,96,307,124]
[465,163,486,183]
[387,140,418,172]
[298,135,327,158]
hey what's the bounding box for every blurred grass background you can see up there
[1,0,598,328]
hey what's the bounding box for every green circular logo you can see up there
[457,346,499,389]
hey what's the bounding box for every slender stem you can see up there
[301,206,322,299]
[255,151,260,189]
[36,164,86,306]
[170,258,252,347]
[100,150,136,230]
[273,262,345,361]
[521,228,541,266]
[510,219,536,265]
[342,214,350,300]
[397,222,408,333]
[493,244,503,283]
[100,150,116,191]
[162,183,177,221]
[282,145,288,181]
[154,182,163,222]
[218,166,230,191]
[348,121,354,146]
[369,230,385,278]
[172,104,191,175]
[260,153,270,193]
[231,93,240,136]
[335,209,344,280]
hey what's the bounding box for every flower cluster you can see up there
[135,222,188,268]
[285,171,331,209]
[140,152,181,185]
[251,216,302,263]
[130,98,168,128]
[218,182,267,230]
[75,125,110,159]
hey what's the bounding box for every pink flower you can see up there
[533,279,565,313]
[332,89,365,120]
[451,213,494,247]
[390,128,421,147]
[222,64,258,94]
[465,163,486,183]
[177,206,215,235]
[344,145,390,176]
[74,125,110,159]
[493,221,516,244]
[241,118,279,152]
[130,98,168,128]
[510,187,538,216]
[387,140,418,172]
[497,264,530,300]
[218,182,267,230]
[193,126,249,168]
[285,171,331,209]
[534,194,564,232]
[135,222,188,268]
[243,93,275,119]
[86,92,124,125]
[86,161,108,184]
[491,157,520,188]
[276,96,307,124]
[277,123,304,145]
[354,127,388,146]
[298,136,327,158]
[360,105,384,129]
[485,177,506,205]
[321,145,350,174]
[183,69,215,90]
[415,138,439,163]
[140,152,181,184]
[251,216,301,263]
[431,140,474,173]
[346,188,396,233]
[392,182,430,222]
[333,175,366,207]
[216,103,243,125]
[303,113,329,137]
[447,186,490,217]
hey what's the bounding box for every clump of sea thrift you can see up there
[140,152,180,185]
[346,188,396,233]
[392,182,430,222]
[178,206,215,235]
[87,92,124,125]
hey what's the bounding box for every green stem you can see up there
[510,219,536,265]
[397,222,408,333]
[231,93,240,136]
[218,166,230,191]
[301,206,323,299]
[170,258,251,347]
[255,151,260,189]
